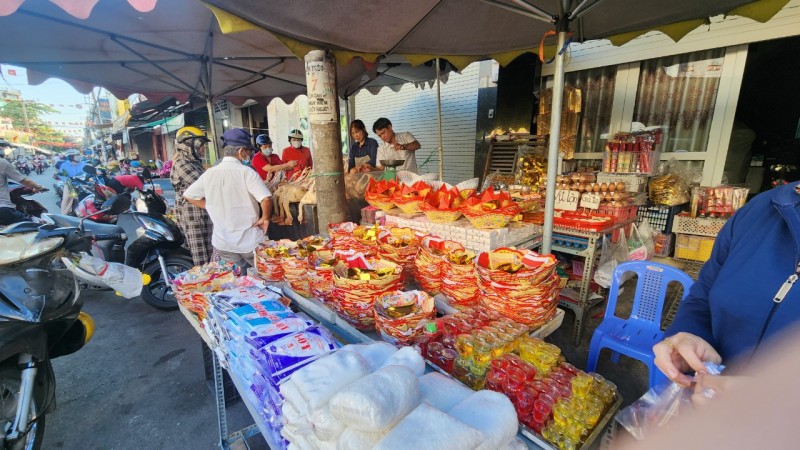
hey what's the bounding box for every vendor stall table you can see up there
[544,219,637,344]
[384,211,543,252]
[178,282,597,450]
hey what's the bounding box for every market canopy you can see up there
[203,0,789,68]
[0,0,452,107]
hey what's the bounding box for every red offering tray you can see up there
[553,211,615,231]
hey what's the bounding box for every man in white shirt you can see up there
[183,128,272,269]
[373,117,421,173]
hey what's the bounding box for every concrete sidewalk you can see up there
[44,290,267,449]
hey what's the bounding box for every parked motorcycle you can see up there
[0,218,104,448]
[44,191,191,310]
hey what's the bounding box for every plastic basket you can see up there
[637,205,684,233]
[674,234,715,262]
[422,209,463,223]
[597,204,638,242]
[671,215,727,237]
[596,173,649,193]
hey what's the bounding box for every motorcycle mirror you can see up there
[142,168,152,179]
[83,165,97,175]
[103,193,132,215]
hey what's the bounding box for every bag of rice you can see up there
[448,390,518,450]
[374,403,485,450]
[329,366,420,431]
[419,372,473,411]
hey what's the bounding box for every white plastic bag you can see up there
[378,346,426,377]
[292,350,371,410]
[628,223,651,261]
[341,342,397,372]
[63,254,143,298]
[311,404,346,442]
[638,218,657,259]
[447,390,518,450]
[419,372,474,412]
[329,365,420,431]
[374,403,485,450]
[593,235,616,289]
[336,427,387,450]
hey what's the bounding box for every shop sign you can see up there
[555,189,580,211]
[579,193,601,210]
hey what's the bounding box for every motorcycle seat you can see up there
[46,214,125,241]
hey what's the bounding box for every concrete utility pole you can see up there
[304,50,348,235]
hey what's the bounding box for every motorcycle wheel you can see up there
[0,368,45,450]
[141,253,193,311]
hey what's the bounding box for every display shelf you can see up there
[545,218,637,344]
[179,305,275,450]
[180,283,582,450]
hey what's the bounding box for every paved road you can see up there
[19,168,267,449]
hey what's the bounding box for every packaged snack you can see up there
[258,326,340,384]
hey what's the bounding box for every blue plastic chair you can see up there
[587,261,694,389]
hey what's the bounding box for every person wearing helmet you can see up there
[61,150,87,178]
[281,128,312,179]
[251,133,297,181]
[184,128,272,270]
[170,126,214,265]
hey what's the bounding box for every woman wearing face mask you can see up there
[281,128,313,180]
[251,134,298,181]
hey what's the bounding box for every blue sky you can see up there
[0,64,91,136]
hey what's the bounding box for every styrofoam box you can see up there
[385,214,542,253]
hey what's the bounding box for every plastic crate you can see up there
[552,233,589,250]
[596,173,649,193]
[597,204,638,242]
[674,234,715,262]
[672,215,727,237]
[637,205,683,233]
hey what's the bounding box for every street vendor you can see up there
[347,119,379,173]
[654,181,800,402]
[281,129,312,180]
[251,134,297,181]
[373,117,421,173]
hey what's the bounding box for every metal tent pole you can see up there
[541,28,568,255]
[436,58,444,181]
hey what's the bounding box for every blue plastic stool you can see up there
[587,261,694,389]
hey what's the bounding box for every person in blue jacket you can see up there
[654,182,800,393]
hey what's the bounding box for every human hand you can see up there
[349,167,358,174]
[653,332,722,387]
[691,374,747,407]
[255,217,270,232]
[393,143,404,151]
[288,160,299,168]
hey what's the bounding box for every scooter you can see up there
[43,192,192,310]
[15,160,30,176]
[8,182,48,221]
[32,159,44,175]
[0,217,101,449]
